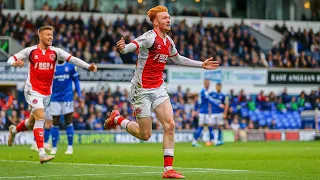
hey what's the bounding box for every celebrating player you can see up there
[50,60,83,155]
[7,25,97,164]
[104,5,219,179]
[191,79,215,147]
[210,83,229,146]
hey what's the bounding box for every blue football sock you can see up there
[208,126,214,141]
[51,126,59,148]
[44,128,51,143]
[194,126,204,140]
[218,128,222,141]
[66,123,74,146]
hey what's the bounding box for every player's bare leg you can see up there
[154,99,185,179]
[104,110,152,141]
[105,100,184,178]
[8,114,35,146]
[33,108,55,164]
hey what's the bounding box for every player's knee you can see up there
[163,119,175,133]
[65,113,73,125]
[28,121,35,128]
[45,121,52,129]
[140,133,151,141]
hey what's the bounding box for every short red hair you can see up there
[147,5,168,23]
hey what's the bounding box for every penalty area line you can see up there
[0,159,249,172]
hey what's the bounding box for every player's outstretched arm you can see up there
[116,37,138,54]
[171,55,219,70]
[56,47,97,72]
[68,56,97,72]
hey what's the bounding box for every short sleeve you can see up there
[167,36,179,57]
[55,47,72,61]
[13,47,33,61]
[224,95,230,105]
[71,65,79,77]
[132,31,155,49]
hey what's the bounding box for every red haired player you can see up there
[105,5,219,179]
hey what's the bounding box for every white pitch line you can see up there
[0,171,211,179]
[0,159,249,172]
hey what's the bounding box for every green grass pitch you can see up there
[0,141,319,179]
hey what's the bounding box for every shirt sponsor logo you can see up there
[34,62,54,70]
[153,54,168,63]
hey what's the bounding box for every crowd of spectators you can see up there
[39,1,229,18]
[273,23,320,67]
[1,86,320,132]
[1,10,319,68]
[0,11,261,67]
[41,2,100,13]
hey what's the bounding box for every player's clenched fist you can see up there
[12,60,25,67]
[88,63,97,72]
[116,37,126,52]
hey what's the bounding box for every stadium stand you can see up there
[0,86,320,131]
[1,11,318,68]
[38,1,229,18]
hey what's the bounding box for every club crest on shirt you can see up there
[32,99,38,104]
[49,54,56,61]
[65,67,69,72]
[135,108,142,115]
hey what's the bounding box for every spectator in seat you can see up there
[317,87,320,98]
[269,120,277,129]
[277,97,287,113]
[0,110,6,130]
[281,88,291,104]
[240,119,248,130]
[257,90,266,102]
[309,90,317,109]
[268,92,277,103]
[238,89,247,103]
[248,120,255,129]
[316,98,320,110]
[298,92,306,109]
[231,115,240,140]
[6,110,19,129]
[290,97,298,111]
[75,116,86,130]
[248,97,257,112]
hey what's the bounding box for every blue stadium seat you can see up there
[259,119,266,126]
[276,122,283,129]
[250,115,258,122]
[266,118,272,125]
[241,108,249,118]
[283,122,290,129]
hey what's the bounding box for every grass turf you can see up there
[0,141,319,179]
